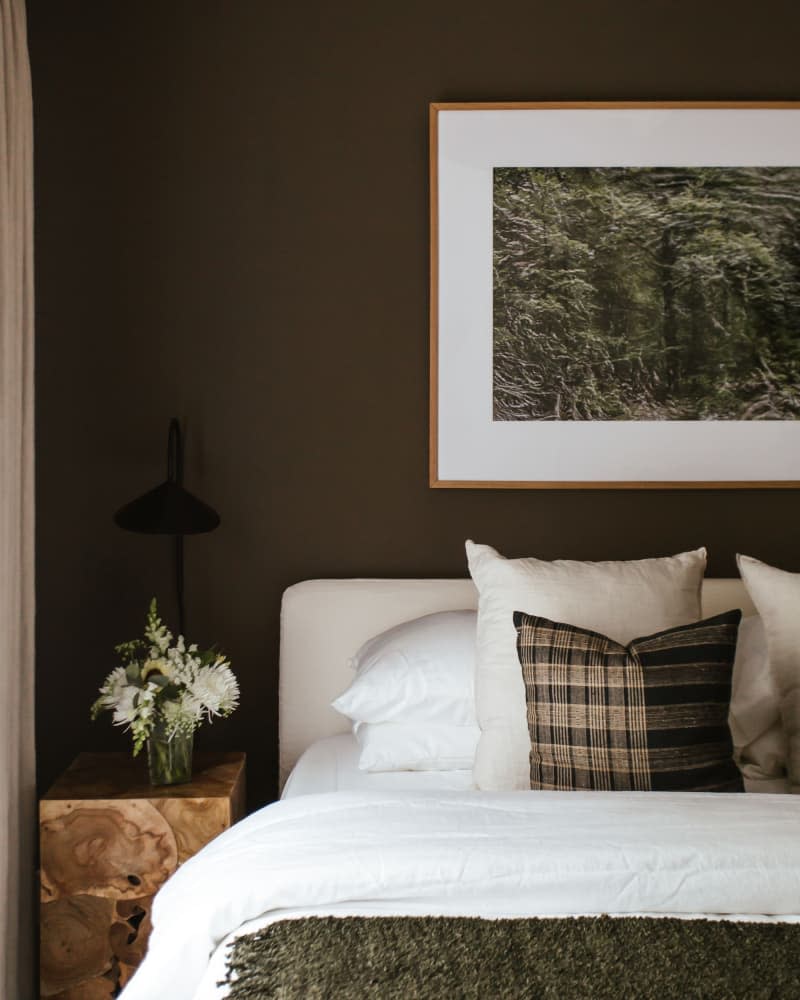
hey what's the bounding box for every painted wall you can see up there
[28,0,800,807]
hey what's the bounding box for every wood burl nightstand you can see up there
[39,750,246,998]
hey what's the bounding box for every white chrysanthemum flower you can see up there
[190,662,240,719]
[95,666,127,709]
[111,685,140,726]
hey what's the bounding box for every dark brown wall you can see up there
[28,0,800,808]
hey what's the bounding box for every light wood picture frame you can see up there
[429,102,800,489]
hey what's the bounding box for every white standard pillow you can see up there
[465,540,707,791]
[738,554,800,792]
[354,722,480,772]
[729,614,788,792]
[331,610,477,727]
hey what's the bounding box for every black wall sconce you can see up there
[114,418,219,635]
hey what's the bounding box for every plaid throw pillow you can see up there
[513,609,743,792]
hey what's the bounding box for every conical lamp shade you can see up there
[114,480,220,535]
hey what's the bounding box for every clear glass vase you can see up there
[147,723,193,786]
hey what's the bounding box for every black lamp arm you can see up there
[167,417,184,486]
[168,418,186,635]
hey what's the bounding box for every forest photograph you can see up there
[493,166,800,421]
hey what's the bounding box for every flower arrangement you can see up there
[91,599,239,762]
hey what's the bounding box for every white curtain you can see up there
[0,0,35,995]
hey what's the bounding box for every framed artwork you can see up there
[429,102,800,488]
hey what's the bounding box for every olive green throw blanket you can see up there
[222,915,800,999]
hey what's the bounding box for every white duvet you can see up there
[121,790,800,1000]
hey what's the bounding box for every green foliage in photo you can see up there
[493,166,800,420]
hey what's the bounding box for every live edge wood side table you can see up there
[40,751,246,999]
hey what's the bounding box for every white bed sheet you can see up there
[121,789,800,1000]
[281,733,475,797]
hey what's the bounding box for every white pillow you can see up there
[729,613,788,792]
[738,554,800,792]
[465,540,707,791]
[354,722,480,772]
[332,610,477,727]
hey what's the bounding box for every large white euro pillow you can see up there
[354,722,480,772]
[738,554,800,793]
[729,613,788,792]
[331,610,477,727]
[465,540,707,791]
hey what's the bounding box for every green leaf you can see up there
[125,662,141,685]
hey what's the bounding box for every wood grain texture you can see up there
[429,100,439,489]
[40,895,115,996]
[117,961,138,991]
[40,800,177,901]
[154,797,229,863]
[40,752,246,998]
[109,896,154,968]
[51,981,116,1000]
[43,751,246,801]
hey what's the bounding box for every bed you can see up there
[121,577,800,1000]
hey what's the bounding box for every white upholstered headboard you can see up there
[278,577,755,787]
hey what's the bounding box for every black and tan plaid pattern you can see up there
[514,610,743,793]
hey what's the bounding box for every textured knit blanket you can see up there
[121,791,800,1000]
[222,915,800,999]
